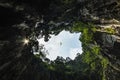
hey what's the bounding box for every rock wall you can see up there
[94,31,120,80]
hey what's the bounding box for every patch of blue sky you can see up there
[38,30,82,60]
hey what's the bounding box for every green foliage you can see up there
[83,51,92,63]
[104,28,115,34]
[72,22,88,32]
[71,22,109,80]
[72,22,97,32]
[100,57,109,80]
[72,22,97,46]
[82,45,102,71]
[90,62,96,70]
[48,65,56,71]
[91,45,101,55]
[101,57,109,69]
[81,28,93,45]
[82,44,108,80]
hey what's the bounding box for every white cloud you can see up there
[38,30,82,60]
[69,48,83,60]
[38,35,62,60]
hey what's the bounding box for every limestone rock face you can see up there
[94,31,120,80]
[78,0,120,22]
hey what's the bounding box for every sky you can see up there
[38,30,82,60]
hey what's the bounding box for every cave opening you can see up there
[0,0,120,80]
[36,30,82,60]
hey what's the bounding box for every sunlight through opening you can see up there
[23,38,29,44]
